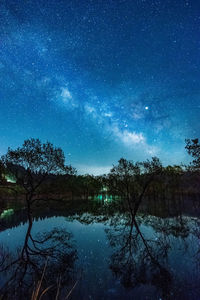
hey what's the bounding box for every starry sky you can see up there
[0,0,199,174]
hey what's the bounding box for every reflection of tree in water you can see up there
[0,213,77,299]
[106,212,200,299]
[142,215,190,238]
[191,218,200,280]
[106,214,172,299]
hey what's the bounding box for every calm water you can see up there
[0,209,200,299]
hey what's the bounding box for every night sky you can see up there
[0,0,199,174]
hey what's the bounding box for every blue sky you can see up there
[0,0,199,174]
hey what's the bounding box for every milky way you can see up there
[0,0,199,174]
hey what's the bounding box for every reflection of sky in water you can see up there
[0,216,200,299]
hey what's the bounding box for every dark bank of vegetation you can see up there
[0,138,200,217]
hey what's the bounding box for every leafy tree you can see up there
[107,157,162,216]
[185,138,200,170]
[1,138,67,206]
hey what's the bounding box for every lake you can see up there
[0,207,200,299]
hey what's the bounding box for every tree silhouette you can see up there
[106,157,162,216]
[1,138,69,208]
[185,138,200,170]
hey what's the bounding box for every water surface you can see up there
[0,209,200,299]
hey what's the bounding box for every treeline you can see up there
[0,138,200,214]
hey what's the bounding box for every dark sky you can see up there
[0,0,199,174]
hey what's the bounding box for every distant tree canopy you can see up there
[1,138,69,204]
[185,138,200,170]
[1,137,200,208]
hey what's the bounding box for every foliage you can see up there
[185,138,200,170]
[1,138,68,203]
[105,157,163,215]
[2,138,66,175]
